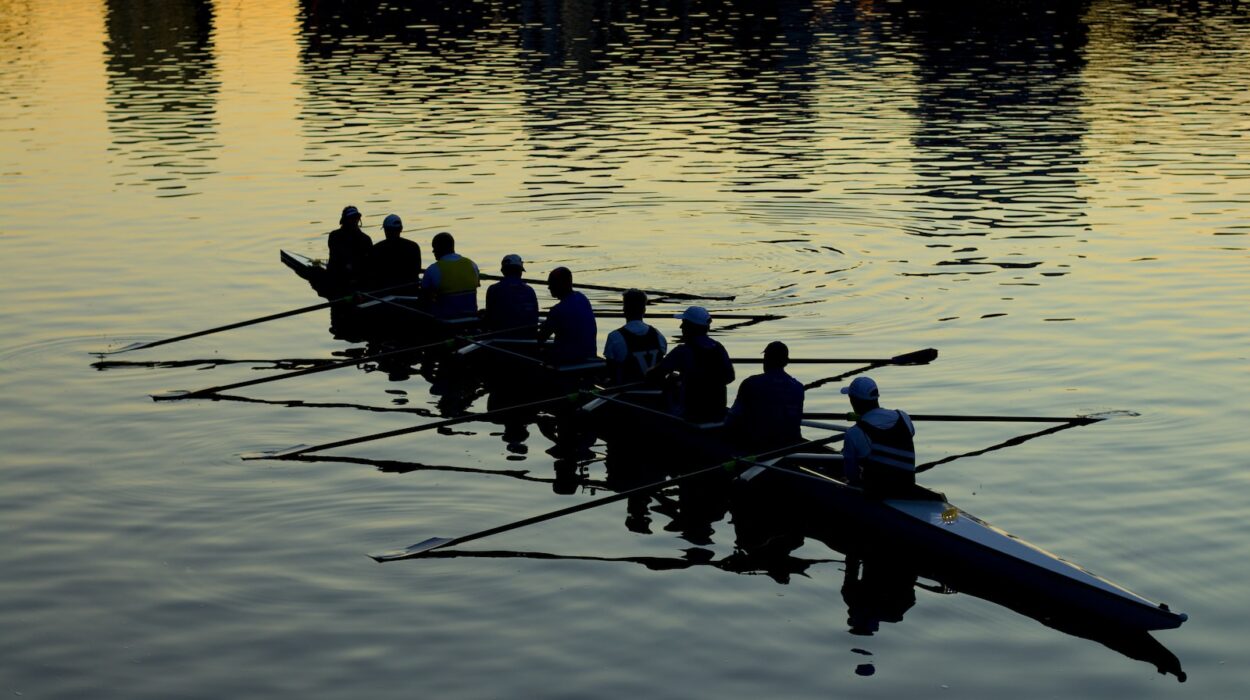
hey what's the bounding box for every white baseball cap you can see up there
[674,306,711,326]
[841,376,879,401]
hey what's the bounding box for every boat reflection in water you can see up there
[729,464,1187,682]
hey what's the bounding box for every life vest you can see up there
[433,256,479,296]
[617,324,663,381]
[858,411,916,473]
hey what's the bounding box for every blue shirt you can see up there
[484,277,539,338]
[539,291,597,365]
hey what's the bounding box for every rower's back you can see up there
[484,254,538,339]
[422,232,480,320]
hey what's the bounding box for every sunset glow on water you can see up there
[2,1,1247,697]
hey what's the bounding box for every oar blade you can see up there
[151,389,192,401]
[892,347,938,365]
[371,536,455,562]
[240,444,310,461]
[95,341,151,356]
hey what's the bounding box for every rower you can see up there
[483,253,538,339]
[362,214,422,296]
[326,205,372,292]
[421,232,480,320]
[536,266,597,366]
[839,376,916,498]
[647,306,734,423]
[726,341,803,452]
[603,288,666,383]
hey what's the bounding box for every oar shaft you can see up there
[592,311,778,321]
[802,413,1091,423]
[104,275,434,355]
[734,357,904,365]
[113,298,342,354]
[479,273,734,301]
[913,414,1094,423]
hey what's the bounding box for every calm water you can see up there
[2,0,1248,697]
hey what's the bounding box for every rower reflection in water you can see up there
[482,253,538,339]
[726,341,804,453]
[842,556,917,637]
[603,288,666,384]
[421,232,480,320]
[537,266,597,366]
[840,376,917,498]
[647,306,734,422]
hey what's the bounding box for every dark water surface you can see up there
[2,0,1248,697]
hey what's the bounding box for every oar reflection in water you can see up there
[92,357,338,372]
[418,546,839,584]
[277,452,603,487]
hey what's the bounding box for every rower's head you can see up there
[622,288,647,321]
[500,253,525,278]
[381,214,403,238]
[432,232,455,259]
[340,205,362,227]
[547,266,573,298]
[675,306,711,338]
[763,341,789,371]
[841,376,880,413]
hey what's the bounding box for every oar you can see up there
[242,393,580,461]
[358,293,779,323]
[98,298,348,356]
[96,280,419,356]
[369,432,846,562]
[152,339,454,401]
[594,311,781,321]
[152,322,538,401]
[479,273,735,302]
[732,349,937,365]
[915,420,1095,473]
[802,412,1103,424]
[802,348,938,391]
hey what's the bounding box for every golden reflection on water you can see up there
[214,0,302,187]
[1,1,1249,697]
